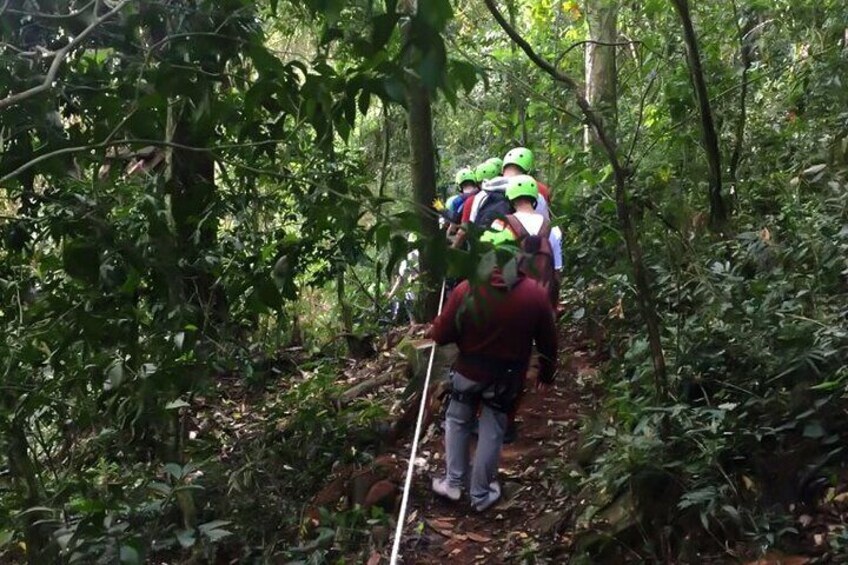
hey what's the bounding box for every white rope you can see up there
[389,279,448,565]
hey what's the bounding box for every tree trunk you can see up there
[6,419,53,564]
[405,83,440,320]
[401,4,440,321]
[166,101,226,328]
[584,0,618,148]
[671,0,727,229]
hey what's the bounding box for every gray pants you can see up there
[445,371,507,508]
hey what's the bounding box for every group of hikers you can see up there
[425,147,561,513]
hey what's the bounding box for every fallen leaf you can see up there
[367,551,382,565]
[466,532,492,543]
[426,520,454,538]
[833,491,848,503]
[428,519,454,531]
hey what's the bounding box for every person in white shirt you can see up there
[482,175,563,283]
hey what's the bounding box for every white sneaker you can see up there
[473,481,502,512]
[431,476,461,501]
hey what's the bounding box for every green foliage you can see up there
[0,0,460,561]
[3,0,848,562]
[568,98,848,563]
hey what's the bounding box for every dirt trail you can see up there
[394,339,597,564]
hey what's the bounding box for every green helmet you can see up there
[503,147,534,173]
[475,160,500,183]
[487,157,504,172]
[455,167,477,188]
[505,174,538,204]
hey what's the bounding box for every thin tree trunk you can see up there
[671,0,727,229]
[729,0,754,210]
[485,0,668,400]
[584,0,618,148]
[378,106,392,199]
[337,269,354,337]
[316,114,360,352]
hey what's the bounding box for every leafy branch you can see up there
[0,0,132,112]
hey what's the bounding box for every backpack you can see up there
[442,193,469,224]
[473,190,511,230]
[504,215,556,305]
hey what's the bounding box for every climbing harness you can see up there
[389,279,447,565]
[452,355,526,414]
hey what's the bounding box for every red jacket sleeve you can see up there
[537,181,551,204]
[428,282,468,345]
[534,296,558,383]
[461,193,476,224]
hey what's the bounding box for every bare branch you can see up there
[146,32,242,54]
[0,0,132,112]
[0,138,292,185]
[6,1,95,20]
[482,0,621,173]
[555,39,641,67]
[625,70,658,168]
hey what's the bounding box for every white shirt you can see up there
[535,195,550,220]
[511,211,563,270]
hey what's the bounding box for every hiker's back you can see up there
[505,213,556,305]
[451,276,551,365]
[472,177,511,229]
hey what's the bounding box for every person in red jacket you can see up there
[428,255,558,512]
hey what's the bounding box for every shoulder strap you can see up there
[504,215,528,240]
[538,217,552,238]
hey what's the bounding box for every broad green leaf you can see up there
[198,520,232,532]
[120,545,140,565]
[175,529,196,549]
[164,463,184,480]
[0,530,13,548]
[165,399,190,410]
[803,421,825,439]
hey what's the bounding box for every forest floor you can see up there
[391,331,601,564]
